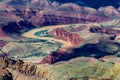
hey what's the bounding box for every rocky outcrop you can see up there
[99,55,120,63]
[2,21,35,34]
[0,56,39,80]
[93,40,120,54]
[57,3,83,12]
[0,57,48,80]
[0,1,120,35]
[6,0,53,9]
[1,1,120,80]
[40,49,68,64]
[0,57,38,76]
[29,10,109,26]
[0,28,15,41]
[50,28,83,46]
[40,57,120,80]
[68,25,88,32]
[89,27,120,35]
[98,6,120,18]
[2,56,120,80]
[40,39,120,64]
[1,10,109,34]
[0,4,112,34]
[1,69,13,80]
[0,41,7,47]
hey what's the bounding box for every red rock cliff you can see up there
[50,28,83,46]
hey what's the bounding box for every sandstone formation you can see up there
[1,69,13,80]
[98,6,120,18]
[0,0,119,35]
[50,28,83,46]
[1,56,120,80]
[0,0,120,80]
[89,26,120,35]
[40,48,68,64]
[28,10,109,26]
[0,4,114,34]
[57,3,83,12]
[68,25,88,32]
[0,57,37,76]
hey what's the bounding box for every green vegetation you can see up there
[17,38,47,43]
[34,30,52,37]
[9,59,118,80]
[95,41,120,54]
[20,42,60,58]
[20,52,47,58]
[49,61,114,80]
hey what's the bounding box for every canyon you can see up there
[0,0,120,80]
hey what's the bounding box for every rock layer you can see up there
[89,27,120,35]
[1,56,120,80]
[50,28,83,46]
[0,5,112,34]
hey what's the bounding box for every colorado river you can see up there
[22,24,75,47]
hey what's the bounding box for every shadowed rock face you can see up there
[0,0,119,32]
[1,2,120,35]
[0,4,113,34]
[1,69,13,80]
[1,11,109,34]
[89,27,120,35]
[40,49,68,64]
[40,44,109,64]
[1,56,120,80]
[0,57,37,76]
[2,21,35,34]
[98,6,120,18]
[0,1,120,80]
[0,41,7,47]
[40,38,120,64]
[0,56,40,80]
[28,11,110,26]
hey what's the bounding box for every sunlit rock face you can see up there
[98,6,120,18]
[1,0,120,35]
[0,1,117,34]
[1,56,120,80]
[50,28,84,46]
